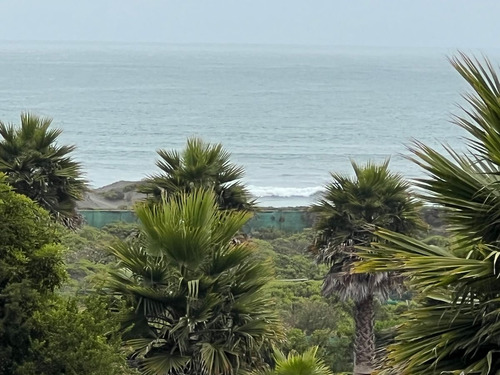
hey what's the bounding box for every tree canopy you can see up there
[107,189,281,375]
[140,137,254,211]
[0,172,66,294]
[0,113,86,225]
[0,174,132,375]
[311,160,422,374]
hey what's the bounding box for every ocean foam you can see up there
[248,185,324,198]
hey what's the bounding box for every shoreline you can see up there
[77,181,444,234]
[77,180,318,210]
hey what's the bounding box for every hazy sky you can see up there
[0,0,498,48]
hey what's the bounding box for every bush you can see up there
[14,295,135,375]
[99,189,125,201]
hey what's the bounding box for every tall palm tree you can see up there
[0,113,86,225]
[354,54,500,374]
[310,161,422,375]
[107,189,281,375]
[140,137,254,211]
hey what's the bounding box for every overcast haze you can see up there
[0,0,498,47]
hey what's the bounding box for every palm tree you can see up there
[310,161,422,375]
[251,347,333,375]
[354,54,500,374]
[0,113,86,225]
[140,137,254,211]
[107,189,281,375]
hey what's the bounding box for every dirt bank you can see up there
[77,181,145,210]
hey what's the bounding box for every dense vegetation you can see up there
[60,221,414,374]
[0,173,132,375]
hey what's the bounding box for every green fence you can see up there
[242,209,314,233]
[79,210,138,229]
[79,208,314,233]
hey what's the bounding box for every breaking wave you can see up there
[248,185,324,198]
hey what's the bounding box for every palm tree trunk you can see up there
[353,294,375,375]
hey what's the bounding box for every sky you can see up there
[0,0,499,48]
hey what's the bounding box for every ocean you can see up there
[0,42,491,206]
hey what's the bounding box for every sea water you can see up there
[0,42,492,206]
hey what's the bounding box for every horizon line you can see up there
[0,39,497,51]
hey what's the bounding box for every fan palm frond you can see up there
[311,160,422,374]
[251,346,333,375]
[0,113,86,225]
[354,54,500,374]
[107,189,281,374]
[140,137,254,211]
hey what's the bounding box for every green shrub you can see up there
[99,189,125,201]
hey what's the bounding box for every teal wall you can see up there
[242,209,314,233]
[79,208,314,233]
[79,210,138,229]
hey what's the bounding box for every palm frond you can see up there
[140,137,254,211]
[107,189,282,374]
[356,55,500,373]
[0,112,86,224]
[252,346,333,375]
